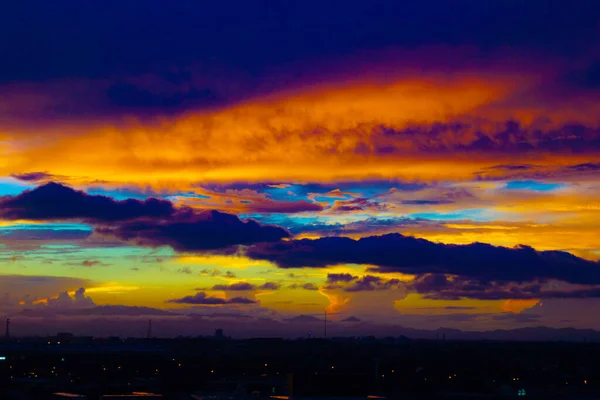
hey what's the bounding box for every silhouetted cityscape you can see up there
[1,330,599,399]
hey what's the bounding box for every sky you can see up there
[1,0,600,338]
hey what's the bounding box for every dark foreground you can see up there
[1,336,599,399]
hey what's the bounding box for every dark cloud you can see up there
[325,273,404,292]
[401,200,453,205]
[412,273,600,300]
[486,164,536,171]
[476,161,600,182]
[327,273,355,283]
[330,198,387,213]
[199,269,237,278]
[211,282,255,291]
[0,182,174,222]
[288,283,319,291]
[567,162,600,172]
[259,282,281,290]
[364,122,600,155]
[10,172,56,182]
[0,183,288,252]
[166,292,256,305]
[284,216,436,236]
[80,260,104,267]
[98,209,290,252]
[246,233,600,284]
[210,281,281,291]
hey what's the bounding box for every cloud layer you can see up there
[246,234,600,284]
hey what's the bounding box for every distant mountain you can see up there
[9,307,600,341]
[284,315,323,323]
[383,325,600,342]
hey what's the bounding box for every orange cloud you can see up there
[2,52,598,188]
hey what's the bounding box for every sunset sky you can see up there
[1,0,600,337]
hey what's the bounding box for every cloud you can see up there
[166,292,256,305]
[285,216,436,236]
[0,182,174,222]
[258,282,281,290]
[10,171,56,182]
[98,209,290,252]
[288,283,319,291]
[46,287,95,309]
[0,183,289,252]
[246,233,600,284]
[568,162,600,172]
[411,274,600,300]
[325,274,405,293]
[181,187,323,214]
[209,281,281,291]
[330,198,387,213]
[200,269,237,278]
[80,260,104,267]
[0,275,92,303]
[211,282,255,291]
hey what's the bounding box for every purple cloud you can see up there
[98,209,290,252]
[246,234,600,285]
[325,273,404,292]
[0,182,174,222]
[210,281,281,291]
[166,292,256,305]
[10,171,56,182]
[412,273,600,300]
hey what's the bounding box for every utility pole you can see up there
[324,310,327,339]
[5,318,10,339]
